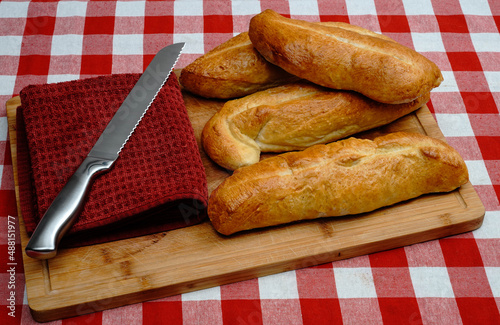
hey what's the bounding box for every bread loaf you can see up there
[202,82,429,171]
[248,10,443,104]
[179,32,298,99]
[208,132,469,235]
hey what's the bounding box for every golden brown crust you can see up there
[208,132,469,235]
[179,32,298,99]
[248,10,443,104]
[201,82,429,171]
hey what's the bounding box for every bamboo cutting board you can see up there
[7,86,484,322]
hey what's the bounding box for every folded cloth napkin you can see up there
[16,73,208,247]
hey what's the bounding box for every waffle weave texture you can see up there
[16,73,208,246]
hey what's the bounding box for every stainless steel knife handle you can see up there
[25,156,114,259]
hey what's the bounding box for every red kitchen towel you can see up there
[16,73,208,247]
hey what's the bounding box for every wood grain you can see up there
[6,86,484,322]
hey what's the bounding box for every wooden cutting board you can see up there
[7,84,485,322]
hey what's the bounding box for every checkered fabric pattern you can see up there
[1,0,499,324]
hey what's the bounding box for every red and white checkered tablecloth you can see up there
[1,0,499,324]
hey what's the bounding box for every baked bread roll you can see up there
[248,10,443,104]
[202,82,429,171]
[179,32,298,99]
[208,132,469,235]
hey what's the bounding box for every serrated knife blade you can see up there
[25,43,185,259]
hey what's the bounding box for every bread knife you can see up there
[25,43,185,259]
